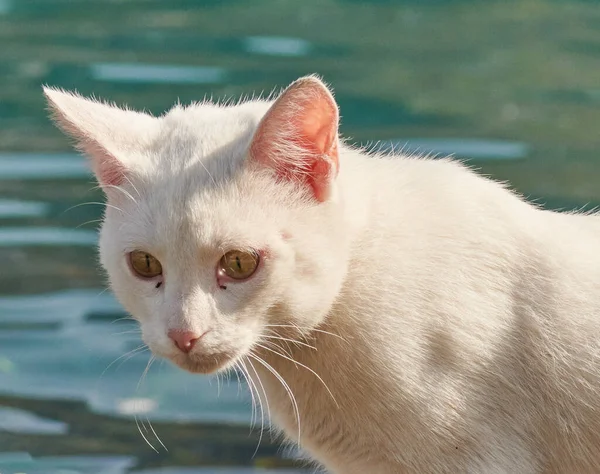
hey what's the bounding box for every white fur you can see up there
[44,77,600,473]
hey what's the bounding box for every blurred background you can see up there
[1,0,600,472]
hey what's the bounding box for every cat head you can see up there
[44,76,351,374]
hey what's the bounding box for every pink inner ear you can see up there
[95,151,127,187]
[250,77,340,202]
[296,101,339,161]
[73,137,127,188]
[65,134,127,188]
[65,123,127,188]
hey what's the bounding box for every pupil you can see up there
[235,255,241,270]
[145,254,150,269]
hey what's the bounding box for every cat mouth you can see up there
[171,351,236,375]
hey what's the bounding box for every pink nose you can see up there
[168,330,201,354]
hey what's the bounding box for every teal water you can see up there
[2,0,600,472]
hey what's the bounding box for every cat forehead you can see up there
[159,100,273,148]
[123,153,283,242]
[114,173,280,258]
[140,100,274,184]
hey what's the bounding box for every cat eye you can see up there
[218,250,259,280]
[129,250,163,279]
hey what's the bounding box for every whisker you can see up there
[232,364,244,397]
[245,356,274,450]
[99,344,147,382]
[115,346,149,372]
[147,415,168,452]
[235,362,257,429]
[244,359,271,424]
[264,327,298,355]
[248,353,301,443]
[62,201,125,215]
[255,343,339,409]
[239,359,264,450]
[76,219,103,229]
[102,183,138,204]
[110,316,136,325]
[111,329,142,337]
[136,355,155,392]
[264,324,348,343]
[198,158,217,187]
[135,414,158,453]
[123,175,142,199]
[135,357,167,452]
[261,339,294,359]
[95,288,110,298]
[215,368,222,397]
[261,334,317,351]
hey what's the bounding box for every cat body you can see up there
[44,76,600,473]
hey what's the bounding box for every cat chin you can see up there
[169,351,237,375]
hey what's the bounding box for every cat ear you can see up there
[249,75,340,202]
[43,87,157,189]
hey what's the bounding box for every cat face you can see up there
[44,76,350,374]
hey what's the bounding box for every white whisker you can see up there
[264,324,347,343]
[198,158,217,187]
[62,201,126,215]
[248,352,301,443]
[109,315,136,325]
[115,346,149,371]
[245,357,274,447]
[99,344,147,381]
[76,219,103,229]
[232,364,244,397]
[123,175,142,199]
[239,359,266,454]
[135,357,167,452]
[95,288,110,297]
[102,184,138,204]
[261,333,317,351]
[147,415,168,452]
[255,342,339,409]
[111,329,142,337]
[215,368,222,397]
[235,361,257,429]
[135,414,158,453]
[261,338,294,359]
[136,355,155,392]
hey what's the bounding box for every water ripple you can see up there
[243,36,311,57]
[0,452,136,474]
[0,200,50,219]
[374,138,529,160]
[0,406,68,435]
[0,227,97,246]
[0,153,89,180]
[91,63,226,85]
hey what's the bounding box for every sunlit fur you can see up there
[45,76,600,473]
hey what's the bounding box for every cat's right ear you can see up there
[43,87,157,189]
[249,75,340,202]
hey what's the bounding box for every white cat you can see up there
[44,75,600,473]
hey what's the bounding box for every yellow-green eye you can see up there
[219,250,259,280]
[130,250,162,278]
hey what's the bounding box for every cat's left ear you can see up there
[43,87,158,190]
[249,75,339,202]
